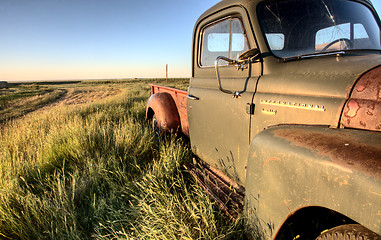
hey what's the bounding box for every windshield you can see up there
[257,0,381,58]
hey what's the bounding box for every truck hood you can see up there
[264,52,381,99]
[283,53,381,131]
[259,52,381,129]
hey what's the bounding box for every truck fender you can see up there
[146,92,181,133]
[244,125,381,239]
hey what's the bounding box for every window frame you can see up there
[198,16,250,68]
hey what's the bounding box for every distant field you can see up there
[0,79,245,239]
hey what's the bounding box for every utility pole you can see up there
[166,64,168,83]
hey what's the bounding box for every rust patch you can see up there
[333,177,350,187]
[342,66,381,131]
[370,191,381,198]
[273,128,381,179]
[356,84,366,92]
[352,67,381,101]
[263,157,282,167]
[344,99,360,118]
[342,99,381,131]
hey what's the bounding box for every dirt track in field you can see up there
[35,86,122,114]
[60,87,121,105]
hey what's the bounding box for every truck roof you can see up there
[197,0,375,25]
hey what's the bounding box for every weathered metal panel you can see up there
[245,125,381,239]
[341,66,381,131]
[149,84,189,136]
[188,4,261,186]
[146,92,181,134]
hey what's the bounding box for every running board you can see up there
[185,161,245,221]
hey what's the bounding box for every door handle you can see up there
[187,94,199,100]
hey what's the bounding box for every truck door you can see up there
[187,8,261,186]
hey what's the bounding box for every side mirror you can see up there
[239,48,260,61]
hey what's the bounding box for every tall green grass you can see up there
[0,80,245,239]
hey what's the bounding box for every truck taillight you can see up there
[341,66,381,131]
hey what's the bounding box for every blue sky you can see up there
[0,0,380,81]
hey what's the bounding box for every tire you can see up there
[151,113,161,138]
[315,224,380,240]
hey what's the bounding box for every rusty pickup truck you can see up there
[146,0,381,239]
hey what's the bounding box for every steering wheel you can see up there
[321,38,352,52]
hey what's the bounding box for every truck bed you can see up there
[149,84,189,136]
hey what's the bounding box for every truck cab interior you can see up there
[257,0,381,59]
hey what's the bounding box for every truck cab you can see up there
[147,0,381,238]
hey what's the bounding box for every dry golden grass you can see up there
[0,79,246,240]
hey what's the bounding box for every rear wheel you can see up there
[151,113,160,138]
[315,224,380,240]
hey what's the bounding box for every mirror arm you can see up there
[235,60,249,71]
[215,56,236,95]
[235,54,260,71]
[215,51,260,97]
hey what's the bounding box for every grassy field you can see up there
[0,79,246,239]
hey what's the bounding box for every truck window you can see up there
[258,0,381,58]
[265,33,285,50]
[200,17,249,67]
[316,23,372,51]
